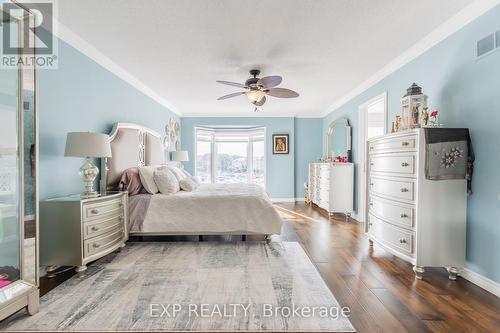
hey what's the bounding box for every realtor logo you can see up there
[1,1,58,69]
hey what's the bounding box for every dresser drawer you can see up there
[82,197,124,222]
[370,154,416,176]
[369,135,417,154]
[369,177,415,202]
[369,196,414,230]
[84,229,124,258]
[368,214,414,257]
[83,215,124,240]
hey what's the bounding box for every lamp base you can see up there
[79,158,99,197]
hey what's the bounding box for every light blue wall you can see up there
[294,118,323,198]
[39,39,179,199]
[322,5,500,283]
[181,117,298,198]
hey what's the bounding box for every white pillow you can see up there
[179,177,199,192]
[167,166,187,181]
[154,168,180,194]
[138,166,163,194]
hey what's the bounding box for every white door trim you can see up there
[357,92,387,223]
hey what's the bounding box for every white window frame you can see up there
[358,92,387,223]
[194,127,266,187]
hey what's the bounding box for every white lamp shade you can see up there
[64,132,112,158]
[171,150,189,161]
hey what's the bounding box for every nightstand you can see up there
[40,191,128,274]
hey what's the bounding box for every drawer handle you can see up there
[400,213,408,218]
[90,209,99,214]
[401,162,409,167]
[369,146,374,150]
[368,223,373,226]
[91,226,99,231]
[401,141,409,147]
[400,188,409,192]
[92,243,101,248]
[399,238,408,244]
[369,202,373,206]
[370,183,374,186]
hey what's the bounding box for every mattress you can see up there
[127,183,282,235]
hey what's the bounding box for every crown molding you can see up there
[53,20,182,116]
[320,0,500,117]
[182,113,300,118]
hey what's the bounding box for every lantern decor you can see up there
[400,83,428,130]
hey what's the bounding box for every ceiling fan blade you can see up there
[216,80,247,88]
[217,92,245,100]
[267,87,299,98]
[257,75,282,88]
[254,95,266,106]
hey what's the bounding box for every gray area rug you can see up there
[1,242,355,332]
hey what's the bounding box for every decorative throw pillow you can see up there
[167,166,187,181]
[138,165,164,194]
[119,167,144,195]
[154,168,180,194]
[179,177,199,192]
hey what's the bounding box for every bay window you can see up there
[194,127,266,187]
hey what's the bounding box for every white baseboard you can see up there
[271,198,306,203]
[460,268,500,298]
[271,198,297,203]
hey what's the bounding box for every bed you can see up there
[100,123,282,237]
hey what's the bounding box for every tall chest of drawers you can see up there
[366,129,466,280]
[40,192,128,274]
[308,162,354,218]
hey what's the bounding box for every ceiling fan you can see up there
[216,69,299,111]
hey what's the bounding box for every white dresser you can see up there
[308,162,354,218]
[366,129,466,280]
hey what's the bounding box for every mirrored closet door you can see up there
[0,3,39,320]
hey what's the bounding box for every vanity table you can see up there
[308,118,354,219]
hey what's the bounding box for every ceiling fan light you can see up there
[245,90,266,103]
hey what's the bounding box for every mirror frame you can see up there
[326,118,352,161]
[0,2,40,320]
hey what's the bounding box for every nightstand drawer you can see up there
[83,215,124,240]
[84,229,124,258]
[82,198,123,222]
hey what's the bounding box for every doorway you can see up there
[357,92,387,222]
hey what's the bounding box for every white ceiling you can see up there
[55,0,473,117]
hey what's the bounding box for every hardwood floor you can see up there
[275,202,500,333]
[39,202,500,332]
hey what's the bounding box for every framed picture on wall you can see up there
[272,134,289,154]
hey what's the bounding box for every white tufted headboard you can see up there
[100,123,165,191]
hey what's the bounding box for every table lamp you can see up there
[65,132,111,197]
[171,150,189,169]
